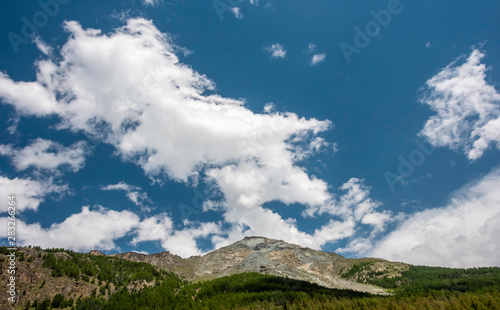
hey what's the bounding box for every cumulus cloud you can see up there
[0,18,391,256]
[370,167,500,268]
[0,176,68,212]
[0,139,89,173]
[2,206,139,251]
[161,222,221,257]
[305,178,397,256]
[131,213,173,246]
[418,49,500,160]
[311,53,326,66]
[0,204,218,256]
[265,43,287,59]
[0,204,215,256]
[210,177,393,252]
[101,182,153,212]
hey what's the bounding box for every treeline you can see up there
[367,265,500,294]
[25,294,74,310]
[40,249,172,286]
[72,272,500,310]
[76,273,371,310]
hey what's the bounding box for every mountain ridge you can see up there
[110,236,408,294]
[2,239,500,309]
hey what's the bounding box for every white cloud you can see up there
[265,43,287,59]
[161,222,221,257]
[101,182,139,192]
[210,176,393,252]
[0,19,324,183]
[131,213,173,246]
[0,72,59,116]
[101,182,153,211]
[419,49,500,160]
[142,0,161,6]
[263,102,275,113]
[34,37,53,56]
[370,167,500,268]
[0,139,89,173]
[232,7,243,19]
[0,176,68,212]
[0,204,216,256]
[307,43,316,54]
[311,53,326,66]
[0,18,390,257]
[110,9,132,22]
[1,206,140,251]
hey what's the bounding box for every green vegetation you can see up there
[367,265,500,293]
[0,246,14,255]
[10,247,500,309]
[71,272,500,309]
[341,262,373,279]
[40,249,169,288]
[74,273,371,310]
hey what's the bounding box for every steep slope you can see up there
[0,247,177,309]
[113,236,408,294]
[0,248,100,309]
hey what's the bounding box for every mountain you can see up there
[111,236,407,294]
[1,239,500,309]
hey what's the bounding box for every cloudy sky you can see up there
[0,0,499,268]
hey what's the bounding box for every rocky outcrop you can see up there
[89,250,105,256]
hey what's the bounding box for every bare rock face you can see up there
[188,237,391,294]
[89,250,105,256]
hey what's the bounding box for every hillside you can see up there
[112,236,407,294]
[1,237,500,309]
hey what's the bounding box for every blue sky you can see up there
[1,0,499,268]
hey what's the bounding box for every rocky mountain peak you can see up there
[110,237,408,295]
